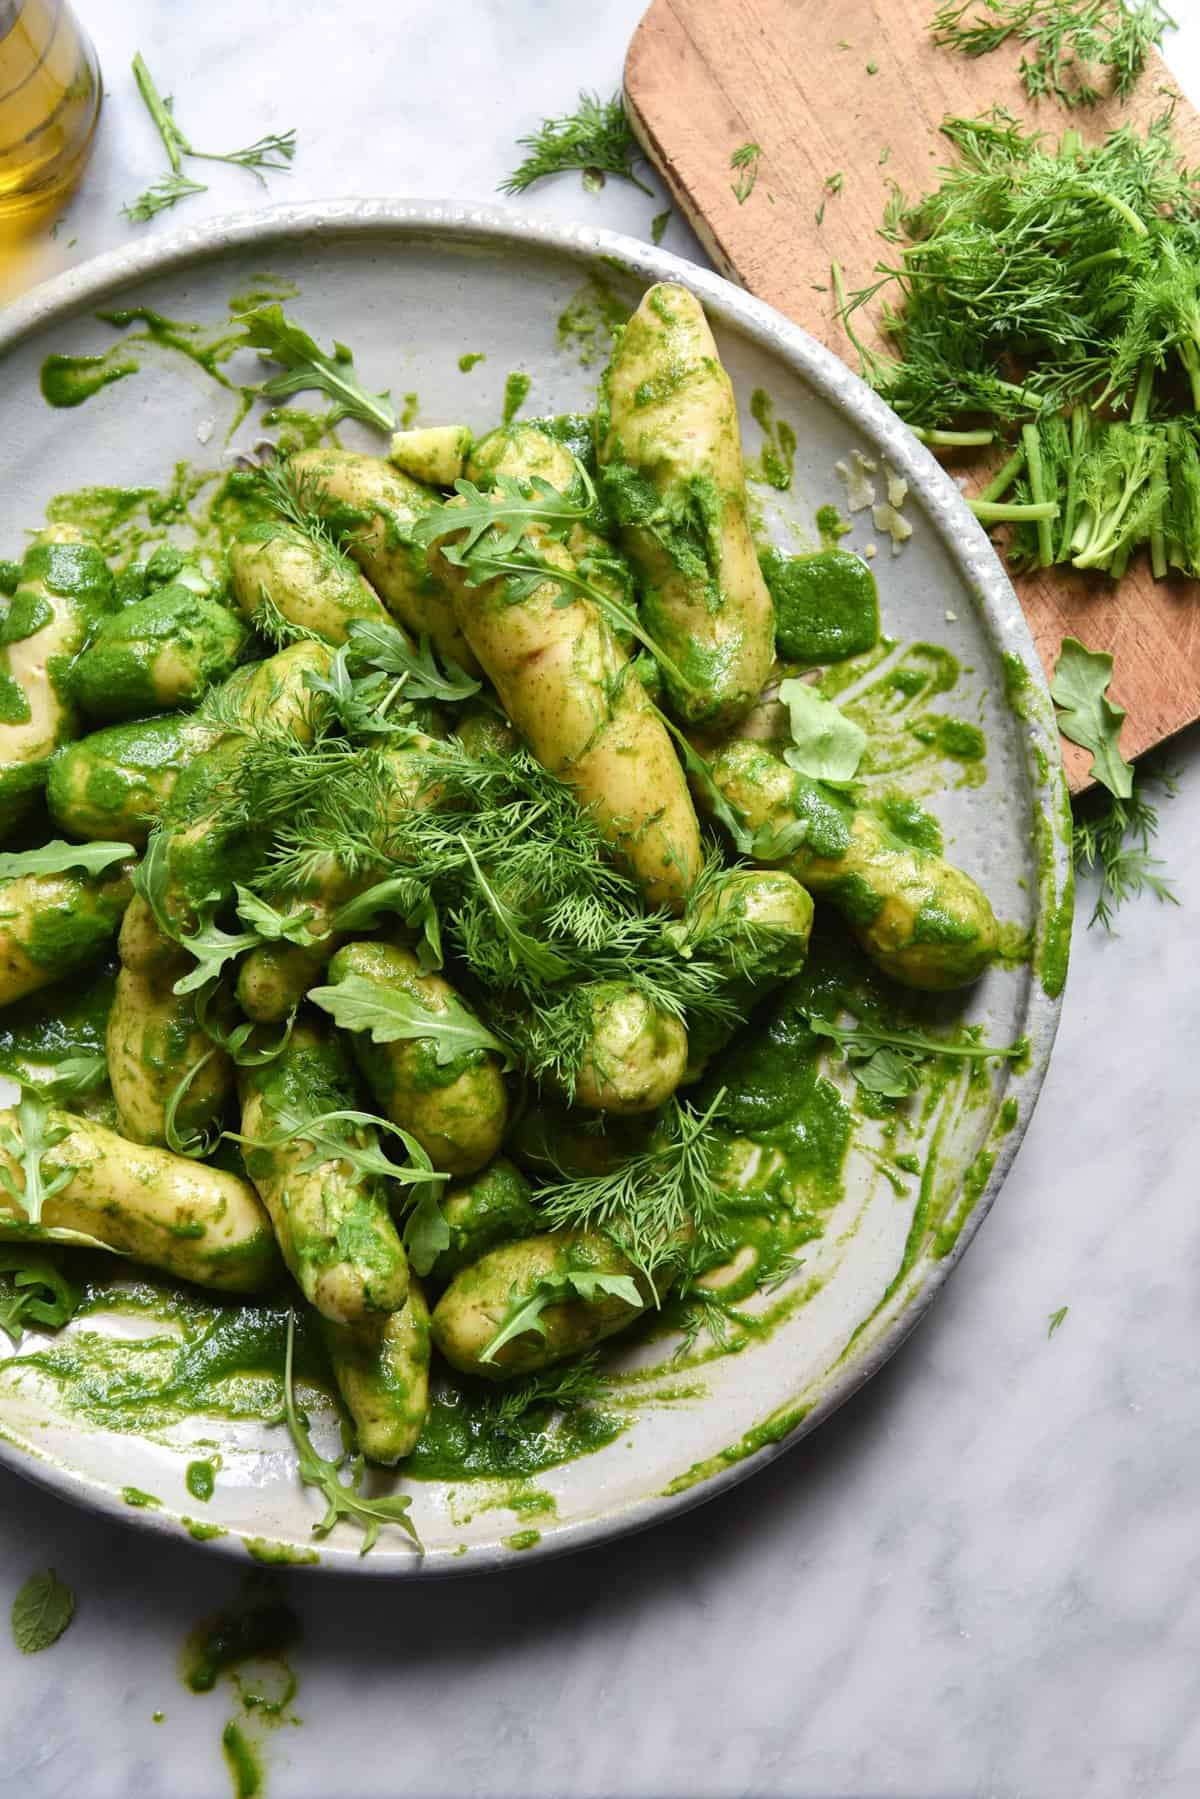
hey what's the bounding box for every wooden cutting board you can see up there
[624,0,1200,788]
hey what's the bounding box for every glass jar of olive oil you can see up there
[0,0,101,225]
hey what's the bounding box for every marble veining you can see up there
[1,1,1199,1793]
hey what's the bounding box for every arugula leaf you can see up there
[327,877,443,973]
[171,923,262,996]
[805,1010,1022,1096]
[346,619,481,703]
[11,1569,75,1654]
[233,887,317,945]
[412,471,593,563]
[30,1055,107,1099]
[401,1181,451,1278]
[1051,637,1133,799]
[231,1106,445,1191]
[163,1049,222,1159]
[173,892,316,996]
[777,678,867,784]
[308,973,511,1067]
[237,305,396,433]
[0,1091,76,1226]
[0,1250,79,1345]
[479,1268,643,1365]
[0,840,132,881]
[282,1313,420,1554]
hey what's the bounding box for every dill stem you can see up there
[970,498,1058,522]
[1021,422,1054,567]
[913,427,994,446]
[131,53,189,172]
[976,446,1025,504]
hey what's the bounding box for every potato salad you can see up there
[0,283,1005,1518]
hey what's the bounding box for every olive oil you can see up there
[0,0,100,224]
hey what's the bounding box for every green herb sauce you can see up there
[761,546,879,662]
[503,1528,541,1552]
[748,388,797,490]
[556,278,629,369]
[40,353,140,408]
[186,1459,217,1502]
[458,352,485,373]
[502,372,531,425]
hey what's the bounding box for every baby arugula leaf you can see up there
[1051,637,1133,799]
[0,840,132,881]
[232,1106,445,1191]
[413,471,593,563]
[806,1011,1023,1098]
[237,305,396,432]
[10,1569,75,1654]
[401,1181,451,1277]
[173,892,317,996]
[0,1091,76,1227]
[346,619,481,702]
[777,678,868,783]
[479,1269,643,1365]
[282,1313,421,1554]
[0,1250,79,1345]
[308,973,512,1067]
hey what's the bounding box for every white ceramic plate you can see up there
[0,202,1071,1573]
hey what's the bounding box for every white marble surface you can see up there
[2,2,1199,1794]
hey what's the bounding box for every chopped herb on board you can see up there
[929,1,1174,108]
[1047,1304,1069,1337]
[730,142,764,204]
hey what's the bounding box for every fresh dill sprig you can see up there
[1071,763,1179,929]
[123,53,296,223]
[500,91,653,197]
[535,1094,733,1292]
[929,1,1175,109]
[481,1355,608,1438]
[253,458,363,581]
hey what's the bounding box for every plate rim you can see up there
[0,197,1070,1575]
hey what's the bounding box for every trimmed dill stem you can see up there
[1021,422,1055,568]
[976,446,1025,504]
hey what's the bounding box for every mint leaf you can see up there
[11,1569,75,1654]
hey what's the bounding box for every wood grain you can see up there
[625,0,1200,787]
